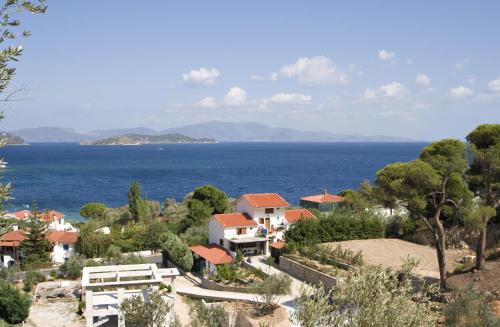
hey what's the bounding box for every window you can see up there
[237,228,247,235]
[63,244,69,251]
[265,208,274,214]
[259,218,265,224]
[219,239,224,246]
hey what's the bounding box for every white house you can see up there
[0,227,78,266]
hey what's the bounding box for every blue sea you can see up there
[1,142,426,221]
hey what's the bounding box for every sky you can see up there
[2,0,500,140]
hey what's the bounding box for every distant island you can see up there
[0,132,26,145]
[8,121,419,143]
[84,133,217,145]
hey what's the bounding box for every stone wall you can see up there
[200,277,255,294]
[278,256,337,288]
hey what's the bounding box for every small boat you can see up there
[0,162,7,169]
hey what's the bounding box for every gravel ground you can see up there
[27,300,84,327]
[323,238,468,280]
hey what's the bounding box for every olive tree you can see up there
[252,273,292,314]
[291,257,438,327]
[375,139,472,289]
[120,290,173,327]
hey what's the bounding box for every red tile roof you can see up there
[38,210,65,222]
[47,231,78,244]
[190,244,233,265]
[213,213,257,227]
[284,209,315,223]
[11,210,34,220]
[300,194,344,204]
[0,230,26,242]
[237,193,290,208]
[271,240,285,249]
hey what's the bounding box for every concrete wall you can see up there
[278,256,337,289]
[200,277,255,294]
[52,243,75,263]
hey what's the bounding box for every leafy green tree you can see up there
[252,274,292,314]
[189,300,230,327]
[0,280,31,324]
[186,199,213,226]
[375,139,472,289]
[127,181,149,222]
[120,290,172,327]
[22,270,44,292]
[192,184,230,214]
[161,231,193,271]
[59,255,86,279]
[444,286,500,327]
[76,219,112,258]
[19,216,52,265]
[79,202,107,219]
[466,124,500,269]
[180,225,208,246]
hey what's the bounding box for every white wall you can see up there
[51,243,75,263]
[236,199,286,231]
[208,219,225,246]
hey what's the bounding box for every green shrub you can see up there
[216,264,236,282]
[161,231,193,271]
[59,255,86,279]
[286,208,384,244]
[444,286,500,326]
[23,270,45,292]
[0,281,31,324]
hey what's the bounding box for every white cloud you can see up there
[416,74,431,87]
[182,67,220,86]
[488,77,500,93]
[280,56,348,86]
[363,82,409,101]
[451,59,470,72]
[250,75,265,81]
[260,93,312,109]
[406,59,414,65]
[378,50,396,62]
[224,87,247,106]
[448,86,474,99]
[194,97,216,108]
[270,72,278,81]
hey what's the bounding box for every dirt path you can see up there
[324,238,467,280]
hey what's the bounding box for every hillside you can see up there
[88,133,217,145]
[162,121,415,142]
[10,121,417,143]
[0,132,25,145]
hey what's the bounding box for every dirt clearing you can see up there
[323,238,468,280]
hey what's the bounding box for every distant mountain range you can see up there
[9,121,416,143]
[87,133,217,145]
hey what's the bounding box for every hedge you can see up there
[285,208,384,244]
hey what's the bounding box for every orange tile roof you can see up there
[12,210,33,220]
[300,193,344,204]
[271,240,285,249]
[213,213,257,227]
[237,193,290,208]
[284,209,315,223]
[0,230,27,242]
[47,231,78,244]
[37,210,65,222]
[190,244,233,265]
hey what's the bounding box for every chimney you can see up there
[12,224,18,231]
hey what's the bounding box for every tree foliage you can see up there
[127,181,149,222]
[192,184,230,214]
[19,216,52,264]
[161,231,193,271]
[466,124,500,269]
[0,280,31,324]
[291,257,438,327]
[251,273,292,314]
[79,202,107,219]
[285,208,384,244]
[120,290,172,327]
[375,139,472,289]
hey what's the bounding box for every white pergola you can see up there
[82,263,179,327]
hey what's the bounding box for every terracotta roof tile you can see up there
[38,210,65,222]
[47,231,78,244]
[271,240,285,249]
[300,194,344,204]
[213,213,257,227]
[190,244,233,265]
[0,230,26,242]
[11,210,33,220]
[284,209,315,224]
[237,193,290,208]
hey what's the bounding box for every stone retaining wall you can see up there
[278,256,337,288]
[200,277,256,294]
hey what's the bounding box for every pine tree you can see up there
[19,214,52,265]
